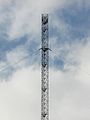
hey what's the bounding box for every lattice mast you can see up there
[41,14,49,120]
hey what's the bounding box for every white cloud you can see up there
[0,0,11,6]
[0,39,90,120]
[6,0,73,40]
[50,39,90,120]
[0,0,90,120]
[6,45,29,66]
[0,66,40,120]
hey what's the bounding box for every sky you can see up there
[0,0,90,120]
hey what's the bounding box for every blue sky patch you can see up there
[49,1,90,46]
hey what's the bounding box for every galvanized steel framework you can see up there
[41,14,49,120]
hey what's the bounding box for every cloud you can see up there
[0,39,90,120]
[0,0,73,40]
[0,0,90,120]
[0,0,12,6]
[1,40,89,120]
[50,38,90,120]
[49,0,90,47]
[0,66,40,120]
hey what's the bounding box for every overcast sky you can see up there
[0,0,90,120]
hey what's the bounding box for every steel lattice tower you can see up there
[41,14,49,120]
